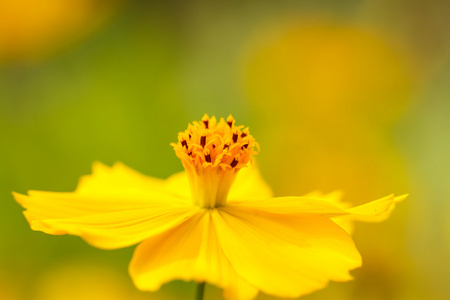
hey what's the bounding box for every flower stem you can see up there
[195,282,205,300]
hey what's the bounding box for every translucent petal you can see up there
[229,196,350,216]
[302,191,355,234]
[212,206,361,298]
[77,162,164,195]
[163,171,190,199]
[129,210,258,300]
[345,194,407,222]
[76,162,190,203]
[302,192,407,234]
[230,194,403,220]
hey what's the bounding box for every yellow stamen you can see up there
[171,114,259,208]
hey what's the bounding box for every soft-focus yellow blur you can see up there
[0,0,119,62]
[32,261,172,300]
[245,22,412,200]
[1,1,449,300]
[0,272,19,300]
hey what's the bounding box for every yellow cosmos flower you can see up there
[13,115,406,300]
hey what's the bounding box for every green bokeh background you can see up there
[1,1,450,299]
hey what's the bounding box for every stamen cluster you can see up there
[172,114,258,171]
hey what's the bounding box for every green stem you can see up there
[195,282,205,300]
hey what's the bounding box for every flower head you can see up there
[13,115,406,300]
[171,114,258,208]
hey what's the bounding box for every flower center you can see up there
[172,114,259,208]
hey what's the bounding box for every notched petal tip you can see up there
[28,218,71,235]
[92,160,109,171]
[12,191,27,206]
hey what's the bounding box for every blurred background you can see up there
[1,0,449,299]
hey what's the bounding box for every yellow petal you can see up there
[212,206,361,298]
[77,162,165,194]
[302,191,353,234]
[13,162,195,249]
[163,171,191,199]
[129,209,258,300]
[303,190,348,207]
[228,163,274,200]
[229,196,350,217]
[77,162,190,204]
[230,194,405,221]
[14,191,196,249]
[345,194,408,222]
[302,192,407,234]
[333,194,406,234]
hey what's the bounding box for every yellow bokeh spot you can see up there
[245,21,414,123]
[0,0,119,62]
[244,21,412,202]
